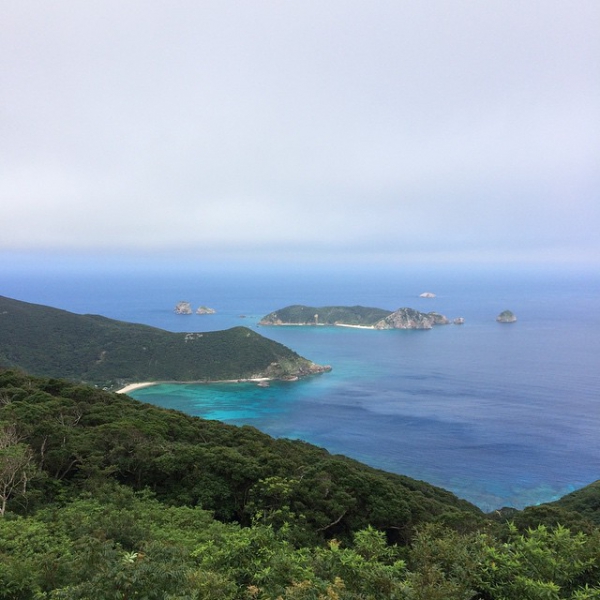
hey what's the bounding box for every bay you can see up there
[2,260,599,511]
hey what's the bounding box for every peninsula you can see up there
[0,296,330,389]
[259,305,451,329]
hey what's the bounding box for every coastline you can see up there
[261,322,375,329]
[116,382,159,394]
[115,377,273,394]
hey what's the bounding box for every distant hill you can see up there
[259,304,450,329]
[0,296,330,388]
[546,480,600,525]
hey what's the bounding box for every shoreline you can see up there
[116,377,273,394]
[261,322,376,329]
[115,382,159,394]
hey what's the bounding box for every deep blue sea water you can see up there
[2,260,599,511]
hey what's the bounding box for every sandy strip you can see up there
[334,323,376,329]
[116,382,158,394]
[116,377,274,394]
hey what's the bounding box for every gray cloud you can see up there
[1,1,598,265]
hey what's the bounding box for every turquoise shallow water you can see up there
[3,262,599,511]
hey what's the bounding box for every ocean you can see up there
[2,260,599,512]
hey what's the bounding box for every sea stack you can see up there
[496,310,517,323]
[174,301,193,315]
[196,306,217,314]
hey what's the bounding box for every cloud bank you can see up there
[2,1,598,265]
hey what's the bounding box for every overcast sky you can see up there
[2,1,599,267]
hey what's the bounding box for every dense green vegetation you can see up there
[259,305,392,326]
[0,296,328,388]
[0,369,480,538]
[1,368,600,598]
[548,482,600,526]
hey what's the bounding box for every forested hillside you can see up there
[1,368,600,598]
[259,305,392,326]
[0,296,329,388]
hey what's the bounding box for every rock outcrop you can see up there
[496,310,517,323]
[257,359,332,381]
[428,312,450,325]
[196,306,216,315]
[419,292,436,298]
[374,307,449,330]
[174,301,193,315]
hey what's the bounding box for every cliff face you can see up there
[374,307,449,329]
[428,312,451,325]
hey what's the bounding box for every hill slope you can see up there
[545,480,600,525]
[0,368,482,541]
[259,304,450,329]
[0,296,329,387]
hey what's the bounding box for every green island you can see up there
[1,297,600,598]
[0,296,330,389]
[260,305,451,329]
[497,309,518,323]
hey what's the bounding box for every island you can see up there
[419,291,436,298]
[496,309,517,323]
[174,301,193,314]
[175,302,217,315]
[259,305,451,330]
[196,306,216,314]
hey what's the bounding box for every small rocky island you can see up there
[419,292,436,298]
[259,305,452,330]
[174,302,216,315]
[496,310,517,323]
[174,301,193,315]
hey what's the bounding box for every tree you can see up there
[0,422,36,516]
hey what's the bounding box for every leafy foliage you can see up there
[0,369,600,598]
[0,369,481,538]
[549,482,600,526]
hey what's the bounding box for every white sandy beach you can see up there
[116,377,274,394]
[116,382,158,394]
